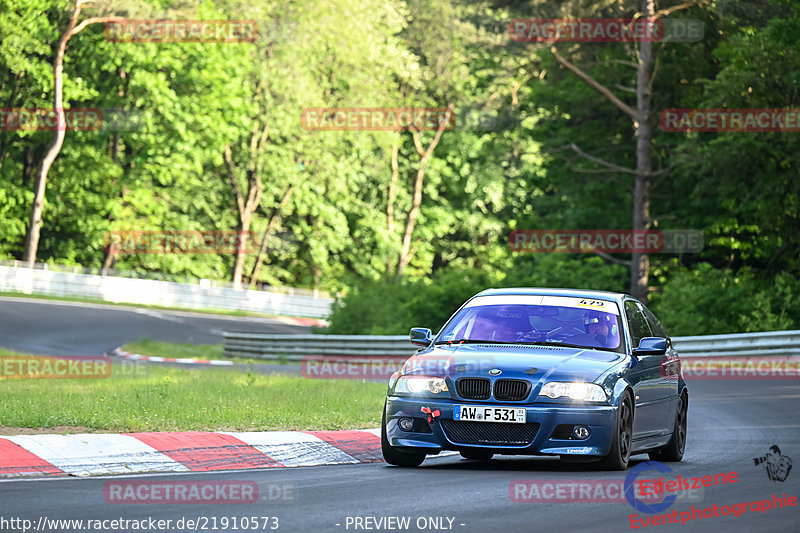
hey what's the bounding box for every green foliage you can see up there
[0,0,797,336]
[327,267,496,335]
[649,264,799,336]
[502,255,629,294]
[326,257,628,335]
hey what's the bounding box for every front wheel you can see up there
[597,391,633,471]
[649,393,687,462]
[381,406,425,467]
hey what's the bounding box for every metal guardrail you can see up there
[671,330,800,358]
[223,330,800,361]
[224,334,414,360]
[0,260,329,296]
[0,264,333,318]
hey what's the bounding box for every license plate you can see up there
[453,405,526,423]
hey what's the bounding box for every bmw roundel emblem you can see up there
[489,368,502,376]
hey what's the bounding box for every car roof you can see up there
[474,287,630,304]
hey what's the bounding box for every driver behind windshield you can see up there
[583,310,615,348]
[442,303,621,350]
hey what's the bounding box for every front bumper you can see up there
[385,396,617,456]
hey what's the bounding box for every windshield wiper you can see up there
[522,340,616,352]
[433,339,498,345]
[521,341,588,349]
[434,339,616,352]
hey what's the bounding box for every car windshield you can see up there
[436,295,623,352]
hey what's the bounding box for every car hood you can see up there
[402,343,625,384]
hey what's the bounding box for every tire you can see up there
[381,406,425,467]
[460,449,493,461]
[597,390,634,471]
[649,392,687,462]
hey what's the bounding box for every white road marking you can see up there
[222,431,360,467]
[1,434,189,477]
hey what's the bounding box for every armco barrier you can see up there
[671,330,800,358]
[0,264,332,319]
[223,330,800,360]
[223,334,414,360]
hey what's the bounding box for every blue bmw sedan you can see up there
[382,288,687,470]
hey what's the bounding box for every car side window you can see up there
[624,300,652,348]
[642,306,669,339]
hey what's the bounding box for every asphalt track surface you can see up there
[2,382,799,531]
[1,300,799,532]
[0,296,308,355]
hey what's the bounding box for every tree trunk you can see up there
[0,71,23,170]
[549,0,669,302]
[224,142,263,290]
[101,246,116,273]
[396,165,425,276]
[386,138,400,275]
[630,0,655,303]
[231,218,252,288]
[396,113,451,276]
[247,184,293,288]
[21,2,121,267]
[21,146,38,189]
[22,0,83,267]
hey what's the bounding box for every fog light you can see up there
[573,425,590,439]
[398,417,414,431]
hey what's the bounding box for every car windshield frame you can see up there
[434,296,625,353]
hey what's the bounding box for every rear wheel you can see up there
[381,406,425,467]
[649,393,687,462]
[597,391,633,471]
[460,449,493,461]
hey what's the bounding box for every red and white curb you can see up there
[0,429,382,478]
[109,347,234,366]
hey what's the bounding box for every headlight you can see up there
[539,382,607,402]
[394,375,449,396]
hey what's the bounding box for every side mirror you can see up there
[633,337,668,356]
[410,327,433,347]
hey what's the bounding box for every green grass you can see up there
[124,339,226,359]
[0,356,386,432]
[122,339,286,365]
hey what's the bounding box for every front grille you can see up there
[440,420,540,446]
[493,379,531,401]
[456,378,491,400]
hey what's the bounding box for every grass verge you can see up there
[122,339,286,365]
[0,354,385,432]
[123,339,226,360]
